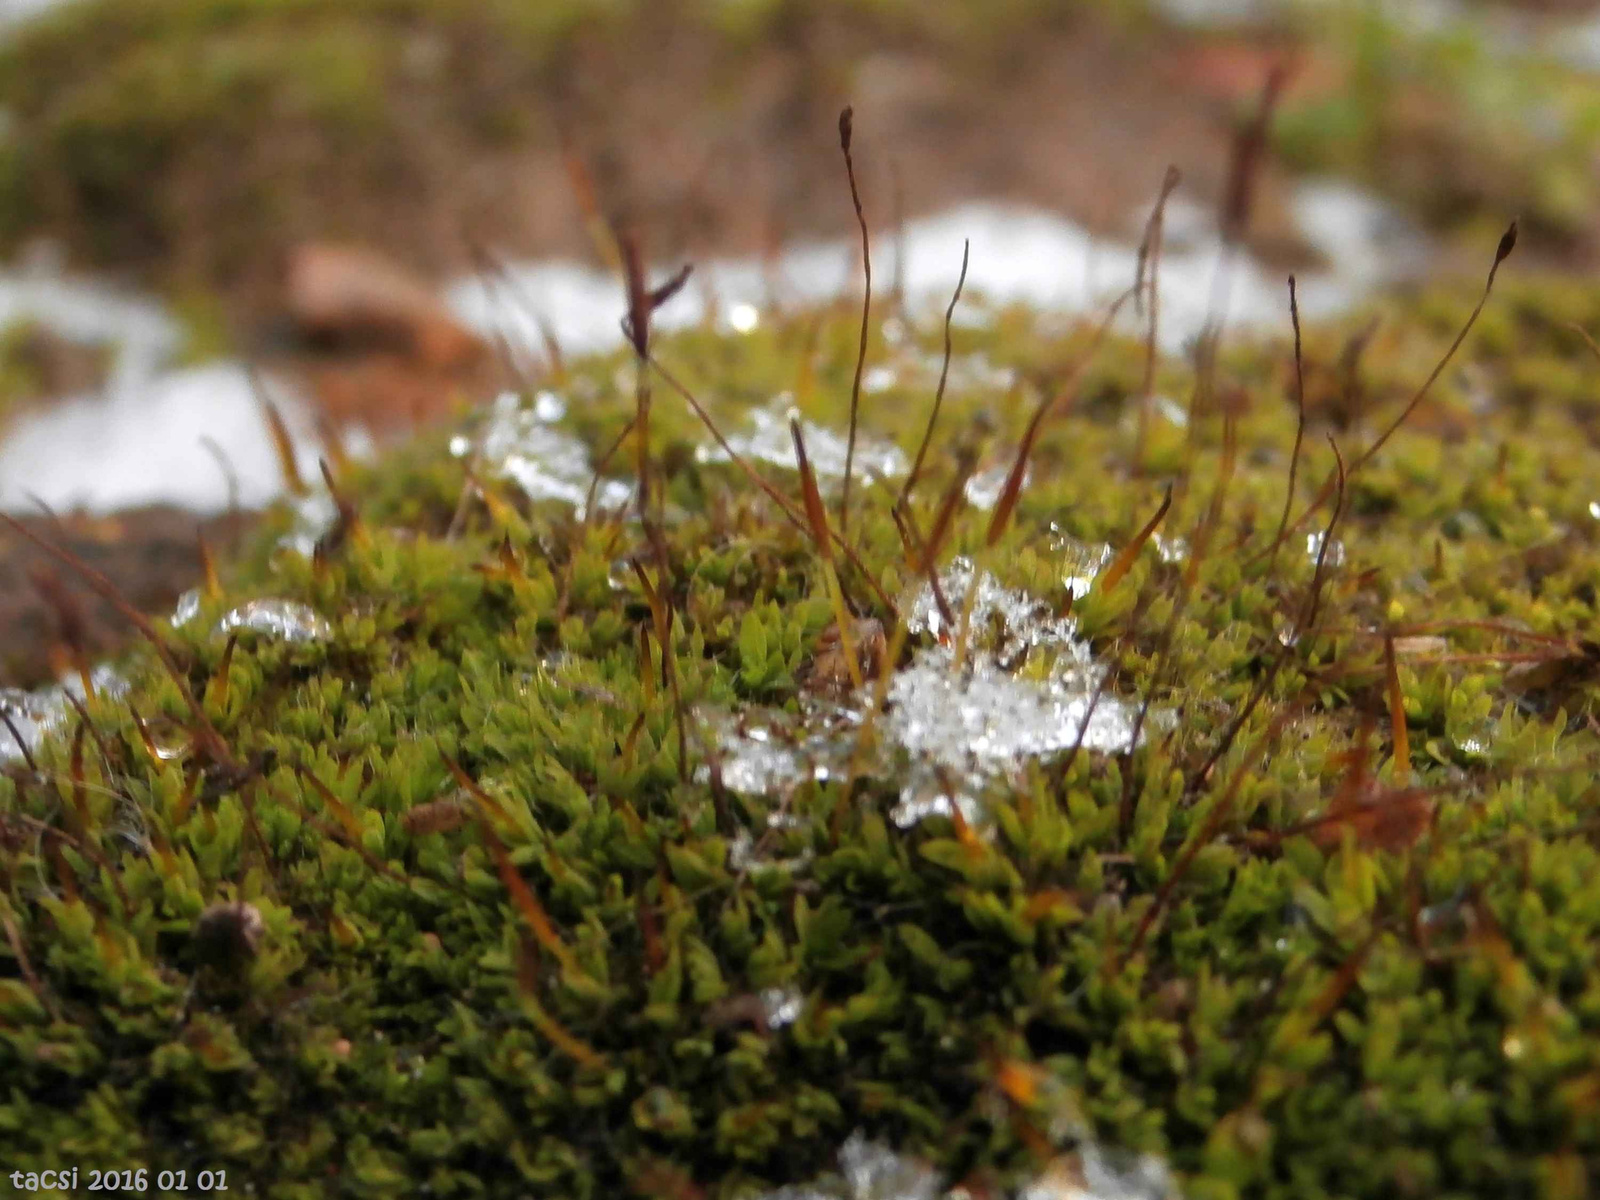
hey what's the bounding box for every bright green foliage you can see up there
[5,274,1600,1199]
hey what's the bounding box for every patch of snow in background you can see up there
[449,194,1402,366]
[0,182,1427,517]
[1153,0,1276,28]
[0,364,326,515]
[0,269,180,388]
[1553,8,1600,73]
[0,0,73,28]
[1290,178,1431,286]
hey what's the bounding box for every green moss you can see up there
[6,275,1600,1197]
[1272,3,1600,248]
[0,0,1134,283]
[0,0,626,259]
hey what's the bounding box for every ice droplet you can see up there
[728,302,761,334]
[696,395,908,486]
[1306,531,1346,568]
[214,599,331,643]
[170,588,201,628]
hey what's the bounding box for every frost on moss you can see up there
[4,273,1600,1199]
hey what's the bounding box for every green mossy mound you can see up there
[5,276,1600,1199]
[0,0,1093,291]
[11,0,1600,302]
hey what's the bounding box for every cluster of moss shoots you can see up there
[8,109,1600,1200]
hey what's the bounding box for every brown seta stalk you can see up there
[837,106,871,539]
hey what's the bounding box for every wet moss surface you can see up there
[5,264,1600,1198]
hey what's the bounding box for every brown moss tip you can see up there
[1496,220,1519,266]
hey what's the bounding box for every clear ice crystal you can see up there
[277,489,339,557]
[0,687,64,762]
[904,556,1078,652]
[170,588,201,628]
[0,665,129,763]
[1021,1146,1178,1200]
[1047,533,1115,600]
[884,645,1144,828]
[696,705,859,796]
[963,462,1027,511]
[214,599,331,643]
[703,561,1162,831]
[894,560,1160,824]
[1306,530,1347,568]
[751,1133,1177,1200]
[758,986,804,1030]
[695,395,908,485]
[455,389,630,515]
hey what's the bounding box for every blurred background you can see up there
[1,0,1598,685]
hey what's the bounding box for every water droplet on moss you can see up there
[1306,531,1346,567]
[532,389,567,421]
[727,302,761,333]
[695,395,908,486]
[1047,532,1115,599]
[759,986,804,1029]
[1152,533,1187,564]
[0,665,128,763]
[465,390,631,515]
[170,588,201,628]
[964,462,1027,511]
[215,599,331,643]
[862,365,899,393]
[277,489,339,557]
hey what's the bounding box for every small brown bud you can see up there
[1495,221,1518,265]
[193,901,264,970]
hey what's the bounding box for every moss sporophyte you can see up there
[6,152,1600,1196]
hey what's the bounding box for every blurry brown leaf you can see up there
[285,243,485,371]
